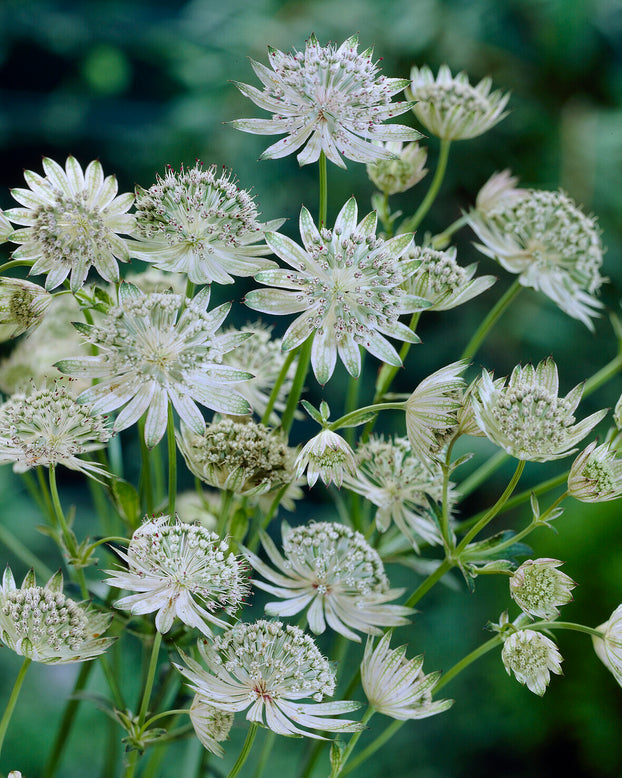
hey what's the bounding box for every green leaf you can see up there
[110,479,141,527]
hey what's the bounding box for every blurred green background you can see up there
[1,0,622,776]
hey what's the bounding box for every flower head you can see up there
[405,246,495,311]
[245,198,428,384]
[568,440,622,502]
[0,380,112,478]
[361,632,453,720]
[0,210,13,242]
[475,170,527,215]
[405,361,469,465]
[468,189,605,329]
[176,619,361,738]
[509,558,576,619]
[501,629,563,696]
[222,322,298,424]
[294,428,357,487]
[105,514,249,636]
[131,162,282,285]
[593,604,622,686]
[244,521,412,642]
[177,417,294,497]
[189,696,233,757]
[0,568,114,664]
[366,141,427,195]
[56,283,252,447]
[472,359,606,462]
[407,65,509,141]
[5,156,134,292]
[232,34,420,168]
[0,278,52,341]
[343,435,450,550]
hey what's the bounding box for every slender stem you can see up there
[404,558,453,609]
[218,489,235,538]
[431,213,471,248]
[167,403,177,516]
[36,466,56,523]
[530,621,605,640]
[48,466,89,599]
[460,279,522,361]
[139,631,163,723]
[331,707,375,778]
[456,460,526,553]
[253,730,275,778]
[0,258,33,273]
[340,720,401,777]
[457,449,509,499]
[401,138,451,233]
[328,401,406,432]
[0,657,32,758]
[43,662,93,778]
[584,351,622,397]
[261,348,297,426]
[318,151,328,227]
[138,417,154,515]
[227,722,258,778]
[281,338,312,436]
[439,441,457,549]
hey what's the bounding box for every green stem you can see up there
[218,490,235,538]
[530,621,605,640]
[457,449,509,499]
[404,558,453,609]
[261,348,297,425]
[138,417,154,515]
[0,258,33,274]
[0,657,32,758]
[331,707,375,778]
[43,661,93,778]
[281,338,312,436]
[431,213,471,248]
[456,460,526,553]
[36,466,56,523]
[48,466,89,599]
[328,401,406,432]
[319,151,328,227]
[439,440,457,550]
[401,138,451,233]
[253,730,276,778]
[228,722,258,778]
[340,720,401,777]
[167,404,176,516]
[139,631,163,723]
[584,351,622,397]
[460,279,522,361]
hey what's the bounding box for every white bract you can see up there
[176,620,362,738]
[5,156,134,292]
[56,283,252,448]
[243,521,412,642]
[408,65,509,141]
[245,198,428,384]
[0,278,52,341]
[232,34,420,168]
[361,632,453,719]
[294,428,357,488]
[468,189,605,329]
[568,440,622,502]
[472,359,606,462]
[105,514,249,636]
[0,568,114,664]
[501,629,563,696]
[593,604,622,687]
[189,696,233,757]
[131,162,282,285]
[509,558,576,620]
[366,141,428,195]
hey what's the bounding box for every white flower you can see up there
[0,380,112,478]
[176,620,361,738]
[0,278,52,341]
[222,322,298,424]
[472,359,606,462]
[0,209,13,241]
[509,558,576,620]
[105,514,249,636]
[0,293,91,396]
[468,189,605,329]
[405,360,469,465]
[131,162,282,285]
[501,629,563,696]
[366,141,428,195]
[343,435,449,550]
[294,428,357,487]
[177,417,294,497]
[172,491,218,532]
[593,604,622,686]
[243,521,412,642]
[0,568,114,664]
[56,283,252,448]
[475,170,527,215]
[189,696,233,757]
[407,65,509,141]
[245,198,428,384]
[361,632,453,719]
[568,440,622,502]
[231,34,420,168]
[5,156,134,292]
[405,246,495,311]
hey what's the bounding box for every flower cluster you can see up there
[244,521,412,642]
[0,278,52,341]
[294,428,357,487]
[501,629,563,696]
[509,559,575,619]
[366,141,428,195]
[568,440,622,502]
[232,34,420,167]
